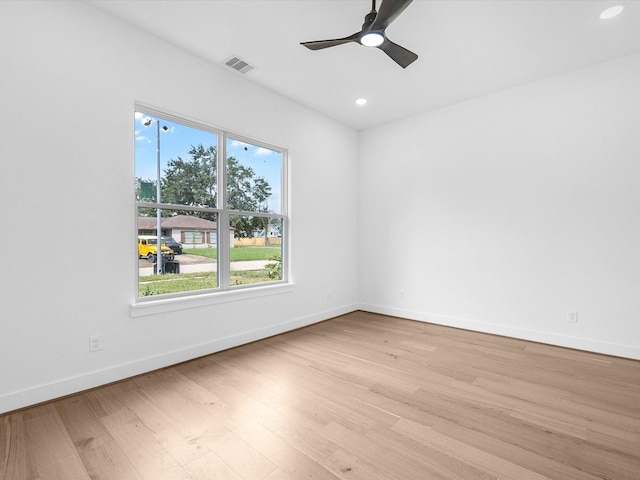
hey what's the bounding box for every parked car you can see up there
[138,236,175,263]
[162,236,183,255]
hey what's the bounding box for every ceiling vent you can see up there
[223,55,255,74]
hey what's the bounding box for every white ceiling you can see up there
[86,0,640,130]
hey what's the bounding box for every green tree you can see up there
[226,158,271,212]
[163,144,217,211]
[159,144,272,236]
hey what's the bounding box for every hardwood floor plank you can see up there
[0,414,37,480]
[232,419,341,480]
[176,358,290,433]
[182,451,243,480]
[338,425,455,480]
[273,412,339,463]
[391,417,552,480]
[23,411,91,480]
[103,388,177,434]
[409,383,639,479]
[54,396,142,480]
[261,469,297,480]
[98,407,191,480]
[198,427,277,480]
[322,448,396,480]
[131,369,230,436]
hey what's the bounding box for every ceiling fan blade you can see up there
[378,39,418,68]
[301,32,361,50]
[370,0,414,31]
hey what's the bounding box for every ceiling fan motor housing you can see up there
[363,11,377,30]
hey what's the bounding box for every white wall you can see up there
[358,53,640,359]
[0,1,359,413]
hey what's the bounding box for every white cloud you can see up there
[135,112,155,128]
[255,147,272,156]
[230,140,249,148]
[136,135,151,143]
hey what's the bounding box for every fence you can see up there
[234,237,282,247]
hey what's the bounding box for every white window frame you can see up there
[131,105,291,316]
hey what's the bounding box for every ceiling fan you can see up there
[301,0,418,68]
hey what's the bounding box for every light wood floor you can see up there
[2,311,639,480]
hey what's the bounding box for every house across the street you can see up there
[138,214,233,248]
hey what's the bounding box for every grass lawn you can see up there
[139,271,217,296]
[139,269,275,296]
[182,246,280,261]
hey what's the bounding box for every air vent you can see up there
[223,55,255,74]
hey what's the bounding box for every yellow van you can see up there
[138,236,175,263]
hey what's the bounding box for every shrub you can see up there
[265,253,282,280]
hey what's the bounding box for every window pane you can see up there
[226,138,282,215]
[135,112,218,209]
[229,215,283,286]
[138,209,218,297]
[135,108,287,300]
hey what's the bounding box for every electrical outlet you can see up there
[400,290,406,300]
[567,311,578,323]
[89,335,103,352]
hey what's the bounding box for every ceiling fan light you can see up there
[599,5,624,19]
[361,32,384,47]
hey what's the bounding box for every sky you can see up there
[134,111,282,213]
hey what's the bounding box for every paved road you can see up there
[139,255,270,275]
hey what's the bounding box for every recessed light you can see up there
[355,98,368,106]
[600,5,624,20]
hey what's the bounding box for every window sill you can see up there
[131,282,294,318]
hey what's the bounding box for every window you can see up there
[135,107,287,301]
[183,231,203,244]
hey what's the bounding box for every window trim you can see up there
[132,104,289,312]
[130,282,295,317]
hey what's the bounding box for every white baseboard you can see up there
[0,303,358,415]
[359,303,640,360]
